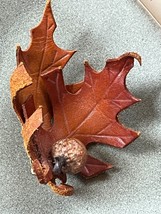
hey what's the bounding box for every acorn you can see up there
[52,138,87,175]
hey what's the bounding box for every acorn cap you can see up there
[52,138,87,174]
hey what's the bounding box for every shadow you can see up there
[119,85,161,128]
[118,85,161,155]
[77,171,110,185]
[74,173,109,198]
[73,166,121,198]
[124,133,160,155]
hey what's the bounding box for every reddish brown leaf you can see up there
[30,52,140,184]
[15,0,75,127]
[10,0,141,196]
[41,52,141,149]
[19,52,141,190]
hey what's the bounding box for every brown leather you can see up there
[10,0,141,196]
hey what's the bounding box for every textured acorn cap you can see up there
[52,138,87,174]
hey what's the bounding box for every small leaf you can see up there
[15,0,76,127]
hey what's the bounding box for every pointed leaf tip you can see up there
[84,60,91,69]
[81,155,113,179]
[84,60,89,65]
[45,0,51,8]
[129,52,142,66]
[16,44,20,49]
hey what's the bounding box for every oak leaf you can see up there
[41,53,141,148]
[13,0,75,127]
[28,52,140,194]
[10,0,141,196]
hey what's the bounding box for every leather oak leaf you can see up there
[10,0,141,196]
[29,52,141,194]
[41,53,141,148]
[14,0,75,128]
